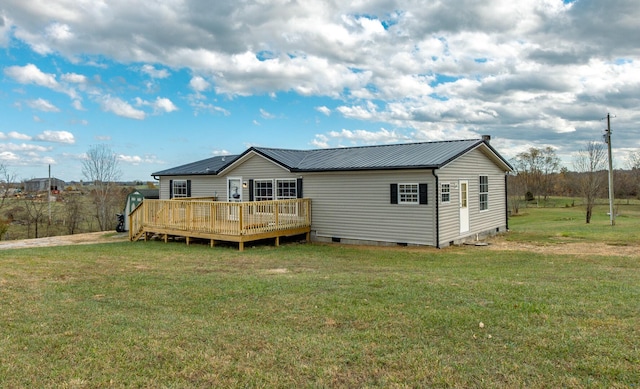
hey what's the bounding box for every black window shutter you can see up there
[419,183,428,205]
[249,179,254,201]
[390,184,398,204]
[186,180,192,197]
[169,180,173,199]
[297,178,303,198]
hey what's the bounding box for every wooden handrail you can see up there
[129,198,311,240]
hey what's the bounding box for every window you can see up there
[253,180,273,201]
[479,175,489,211]
[391,183,427,205]
[251,179,298,201]
[277,179,297,199]
[441,183,451,203]
[398,183,419,204]
[172,180,189,198]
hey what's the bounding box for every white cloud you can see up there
[190,101,230,116]
[315,106,331,116]
[152,97,178,113]
[259,108,275,119]
[45,22,73,41]
[35,130,75,144]
[0,131,32,140]
[4,63,59,89]
[141,64,170,79]
[27,98,60,112]
[324,128,406,145]
[72,99,84,110]
[135,96,178,113]
[117,154,163,165]
[0,151,19,161]
[100,95,146,120]
[61,73,88,84]
[189,76,210,92]
[0,142,51,153]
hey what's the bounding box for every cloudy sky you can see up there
[1,0,639,181]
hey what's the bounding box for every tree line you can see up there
[509,142,640,223]
[0,145,127,239]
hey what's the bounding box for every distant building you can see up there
[24,178,66,192]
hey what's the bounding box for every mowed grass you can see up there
[508,202,640,245]
[1,206,639,387]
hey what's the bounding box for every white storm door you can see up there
[227,177,242,221]
[459,180,469,234]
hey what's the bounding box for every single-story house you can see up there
[150,137,513,248]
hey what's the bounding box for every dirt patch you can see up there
[484,235,639,257]
[0,231,129,250]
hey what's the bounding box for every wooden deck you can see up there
[129,198,311,251]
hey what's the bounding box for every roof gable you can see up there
[152,155,239,176]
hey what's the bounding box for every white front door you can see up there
[459,180,469,234]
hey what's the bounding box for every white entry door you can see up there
[459,180,469,234]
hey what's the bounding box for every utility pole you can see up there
[604,113,615,226]
[48,164,52,224]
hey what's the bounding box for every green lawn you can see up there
[509,202,640,245]
[0,206,639,387]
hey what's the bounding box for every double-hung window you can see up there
[398,183,419,204]
[441,183,451,203]
[479,176,489,211]
[254,179,273,201]
[172,180,188,198]
[277,179,297,199]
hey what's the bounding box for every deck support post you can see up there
[239,241,244,251]
[186,236,190,246]
[210,239,215,248]
[275,236,280,247]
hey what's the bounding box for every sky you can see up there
[1,0,639,182]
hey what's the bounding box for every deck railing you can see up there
[129,198,311,241]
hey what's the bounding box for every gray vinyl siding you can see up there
[159,175,224,199]
[303,170,436,246]
[159,154,296,200]
[221,154,298,200]
[437,147,508,246]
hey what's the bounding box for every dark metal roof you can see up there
[152,155,239,176]
[152,139,513,176]
[132,188,159,199]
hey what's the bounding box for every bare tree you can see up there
[0,163,17,240]
[63,193,84,235]
[512,147,561,201]
[82,145,122,230]
[626,150,640,199]
[573,141,606,223]
[0,163,17,211]
[21,196,50,238]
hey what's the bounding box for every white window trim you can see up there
[398,183,419,204]
[441,182,451,203]
[227,177,243,202]
[276,178,297,200]
[172,179,188,198]
[479,175,489,212]
[254,179,274,201]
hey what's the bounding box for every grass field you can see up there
[0,204,638,387]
